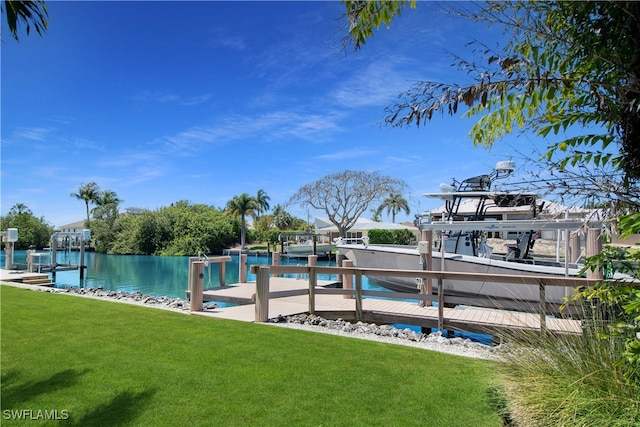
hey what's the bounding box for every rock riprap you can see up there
[58,287,219,312]
[268,313,500,360]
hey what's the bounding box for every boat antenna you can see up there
[491,160,516,181]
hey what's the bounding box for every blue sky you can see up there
[2,1,541,228]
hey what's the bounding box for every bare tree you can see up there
[288,170,408,238]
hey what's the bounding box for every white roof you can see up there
[315,217,417,232]
[57,220,90,230]
[431,198,593,218]
[540,200,591,215]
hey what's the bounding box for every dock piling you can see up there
[586,228,603,280]
[342,259,353,299]
[539,281,547,334]
[239,253,247,283]
[569,232,580,263]
[219,261,226,286]
[335,252,345,284]
[437,273,445,331]
[255,266,270,322]
[355,270,363,321]
[308,255,317,314]
[272,252,281,277]
[189,261,204,312]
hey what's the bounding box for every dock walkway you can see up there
[0,268,53,286]
[191,277,582,336]
[192,277,340,305]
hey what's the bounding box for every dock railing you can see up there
[187,255,232,311]
[247,264,602,334]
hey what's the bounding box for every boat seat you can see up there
[506,232,536,260]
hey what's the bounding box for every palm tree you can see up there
[272,204,292,230]
[225,193,258,249]
[3,0,48,41]
[371,206,383,222]
[71,182,101,226]
[8,203,31,216]
[377,193,410,223]
[92,190,122,219]
[255,189,271,219]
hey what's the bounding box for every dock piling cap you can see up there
[7,228,18,242]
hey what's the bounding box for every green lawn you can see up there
[1,285,502,426]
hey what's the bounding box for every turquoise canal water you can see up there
[2,250,391,298]
[2,249,492,344]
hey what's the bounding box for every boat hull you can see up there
[283,244,335,257]
[337,244,581,312]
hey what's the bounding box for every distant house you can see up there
[53,220,94,250]
[57,220,89,233]
[315,217,419,241]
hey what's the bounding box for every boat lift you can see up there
[2,228,91,286]
[278,231,334,258]
[1,228,19,269]
[49,230,91,282]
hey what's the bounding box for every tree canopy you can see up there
[89,190,123,253]
[272,204,293,230]
[343,0,640,199]
[107,201,235,256]
[0,204,53,249]
[343,0,640,392]
[2,0,48,41]
[288,170,407,237]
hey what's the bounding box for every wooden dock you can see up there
[0,268,54,286]
[189,276,583,336]
[187,277,341,305]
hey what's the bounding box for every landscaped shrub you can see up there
[368,228,414,245]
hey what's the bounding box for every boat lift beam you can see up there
[417,219,599,232]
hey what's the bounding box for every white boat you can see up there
[283,242,336,257]
[280,232,335,258]
[336,161,599,312]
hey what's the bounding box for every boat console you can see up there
[418,160,542,260]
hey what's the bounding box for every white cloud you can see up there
[314,148,378,161]
[156,110,345,154]
[97,152,159,169]
[11,126,56,142]
[217,35,246,51]
[327,58,420,109]
[132,91,211,106]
